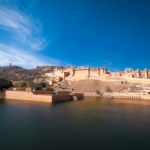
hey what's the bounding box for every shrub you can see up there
[105,86,112,92]
[38,82,46,88]
[35,85,42,91]
[96,90,100,94]
[46,87,54,91]
[21,82,27,87]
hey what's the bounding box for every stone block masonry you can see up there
[45,67,150,85]
[0,91,52,102]
[0,91,84,103]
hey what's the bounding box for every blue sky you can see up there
[0,0,150,71]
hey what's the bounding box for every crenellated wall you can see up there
[45,67,150,83]
[67,68,107,80]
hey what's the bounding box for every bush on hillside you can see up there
[21,82,27,87]
[35,85,42,91]
[38,82,46,88]
[46,87,54,91]
[105,86,112,92]
[96,90,100,94]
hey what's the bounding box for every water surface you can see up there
[0,97,150,150]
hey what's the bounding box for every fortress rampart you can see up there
[0,91,84,102]
[0,91,52,102]
[45,67,150,84]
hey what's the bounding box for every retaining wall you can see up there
[113,92,150,100]
[0,91,52,102]
[84,93,101,96]
[52,95,72,102]
[0,91,84,103]
[74,93,84,99]
[113,92,142,99]
[52,93,84,102]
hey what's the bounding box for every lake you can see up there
[1,97,150,150]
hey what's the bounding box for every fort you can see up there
[45,66,150,85]
[44,66,150,100]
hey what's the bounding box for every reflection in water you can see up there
[0,97,150,150]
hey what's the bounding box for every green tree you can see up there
[21,82,27,87]
[0,79,13,90]
[38,82,46,88]
[35,85,42,91]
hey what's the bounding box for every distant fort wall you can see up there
[45,67,108,82]
[45,67,150,84]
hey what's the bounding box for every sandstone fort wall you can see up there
[0,91,84,103]
[0,91,52,102]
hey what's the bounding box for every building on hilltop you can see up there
[45,67,108,84]
[44,66,150,85]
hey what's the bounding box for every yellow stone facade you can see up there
[45,67,150,83]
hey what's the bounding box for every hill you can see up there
[0,65,64,81]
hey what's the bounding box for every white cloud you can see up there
[0,5,63,68]
[0,44,44,68]
[0,44,64,68]
[0,5,69,68]
[0,7,48,51]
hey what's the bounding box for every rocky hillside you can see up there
[0,65,64,81]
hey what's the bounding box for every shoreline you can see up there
[0,91,84,103]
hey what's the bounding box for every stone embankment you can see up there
[0,91,84,103]
[0,91,52,102]
[113,92,150,100]
[83,92,150,100]
[84,93,101,96]
[53,93,83,102]
[74,93,84,99]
